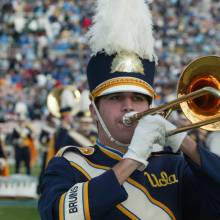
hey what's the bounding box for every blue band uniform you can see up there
[38,142,220,220]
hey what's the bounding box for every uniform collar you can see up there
[96,140,177,160]
[96,139,124,161]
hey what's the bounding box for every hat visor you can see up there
[98,85,154,97]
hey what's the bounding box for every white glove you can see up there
[164,120,187,152]
[123,114,166,171]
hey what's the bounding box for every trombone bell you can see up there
[123,56,220,134]
[177,55,220,131]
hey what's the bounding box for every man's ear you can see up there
[89,104,98,121]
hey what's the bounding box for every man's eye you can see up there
[133,96,145,101]
[109,95,120,100]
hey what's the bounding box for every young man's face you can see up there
[90,92,150,147]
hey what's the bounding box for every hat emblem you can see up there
[111,51,145,75]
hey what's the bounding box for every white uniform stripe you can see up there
[64,183,85,220]
[63,152,173,220]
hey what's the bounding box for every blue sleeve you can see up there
[38,157,128,220]
[182,146,220,220]
[89,169,128,219]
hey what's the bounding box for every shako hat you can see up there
[86,0,157,102]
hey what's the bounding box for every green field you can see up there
[9,164,41,177]
[0,199,40,220]
[0,164,41,220]
[0,206,40,220]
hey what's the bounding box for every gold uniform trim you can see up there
[69,159,138,219]
[83,182,91,220]
[91,77,155,99]
[116,204,139,220]
[78,158,176,220]
[127,178,176,220]
[79,147,95,155]
[70,162,91,180]
[97,147,176,220]
[98,146,122,161]
[59,193,66,220]
[68,146,176,219]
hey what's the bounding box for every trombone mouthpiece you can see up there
[123,115,132,126]
[122,112,137,127]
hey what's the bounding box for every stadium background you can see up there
[0,0,219,219]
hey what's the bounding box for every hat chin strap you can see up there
[91,101,129,147]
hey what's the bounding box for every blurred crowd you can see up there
[0,0,219,176]
[0,0,94,122]
[0,0,219,120]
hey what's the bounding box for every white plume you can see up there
[87,0,156,60]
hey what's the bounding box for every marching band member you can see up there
[39,1,220,220]
[11,116,33,175]
[39,114,57,172]
[0,137,9,176]
[78,115,97,145]
[78,89,97,144]
[45,87,93,164]
[37,113,58,194]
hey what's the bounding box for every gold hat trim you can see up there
[91,77,155,99]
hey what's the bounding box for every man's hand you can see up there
[164,119,187,152]
[123,115,166,171]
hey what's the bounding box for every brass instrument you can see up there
[47,85,81,118]
[123,55,220,136]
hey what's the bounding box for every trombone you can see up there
[123,55,220,136]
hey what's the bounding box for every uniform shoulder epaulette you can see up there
[56,145,95,158]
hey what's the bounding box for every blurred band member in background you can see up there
[46,88,93,164]
[11,116,32,175]
[37,113,57,193]
[0,137,9,176]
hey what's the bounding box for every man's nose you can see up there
[122,98,134,112]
